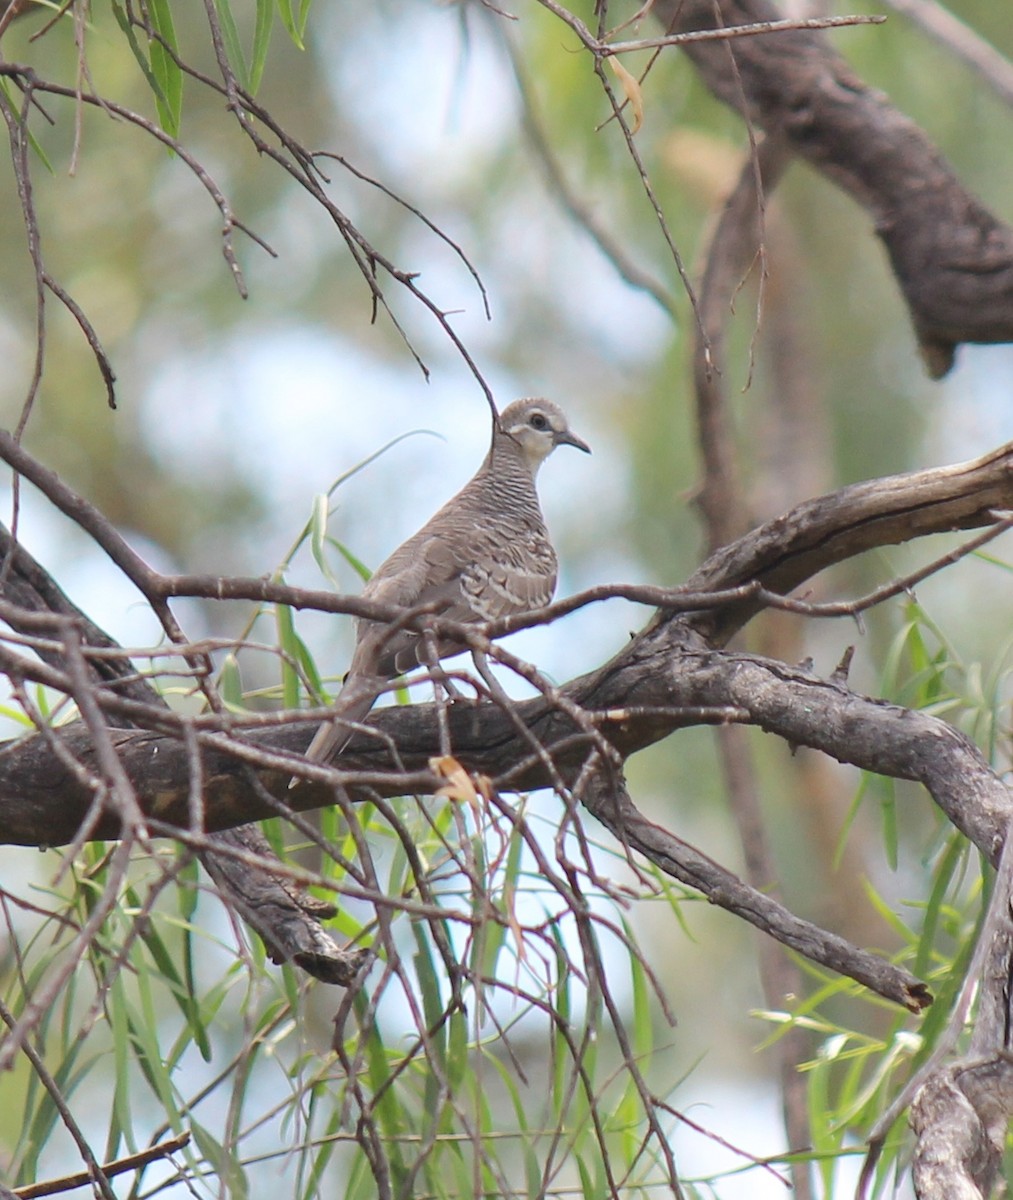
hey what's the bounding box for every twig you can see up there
[13,1133,192,1199]
[499,27,675,314]
[192,0,499,416]
[600,13,887,54]
[0,62,273,299]
[590,52,706,347]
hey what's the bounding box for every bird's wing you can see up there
[360,530,557,675]
[416,532,557,621]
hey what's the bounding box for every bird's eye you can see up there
[529,412,549,431]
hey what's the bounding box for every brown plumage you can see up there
[302,398,590,769]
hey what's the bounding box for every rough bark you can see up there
[2,441,1008,851]
[656,0,1013,376]
[0,443,1008,1025]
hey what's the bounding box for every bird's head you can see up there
[497,398,591,472]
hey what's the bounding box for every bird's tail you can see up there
[292,676,383,786]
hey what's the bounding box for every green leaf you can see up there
[915,833,967,976]
[218,651,244,708]
[576,1151,604,1200]
[0,701,36,725]
[550,940,571,1122]
[147,0,184,137]
[878,777,898,870]
[807,1041,839,1196]
[275,603,302,709]
[109,980,137,1148]
[134,903,212,1060]
[308,492,345,589]
[0,80,54,174]
[446,1005,469,1097]
[251,0,275,93]
[333,538,373,584]
[277,0,313,49]
[412,923,447,1075]
[276,0,305,49]
[355,995,407,1174]
[297,1092,343,1200]
[191,1121,249,1200]
[212,0,252,92]
[20,1034,97,1181]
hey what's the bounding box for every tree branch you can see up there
[655,0,1013,376]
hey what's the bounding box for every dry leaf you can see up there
[609,57,644,135]
[430,755,478,806]
[501,880,529,969]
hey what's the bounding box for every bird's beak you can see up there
[556,429,591,454]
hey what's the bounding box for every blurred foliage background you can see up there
[0,1,1011,1196]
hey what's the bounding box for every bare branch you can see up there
[579,765,931,1011]
[12,1133,192,1200]
[499,28,675,314]
[655,0,1013,376]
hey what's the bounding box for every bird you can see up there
[300,397,590,771]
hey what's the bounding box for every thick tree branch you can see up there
[0,436,1008,1019]
[2,430,1008,649]
[578,766,930,1012]
[201,825,371,985]
[0,442,1008,843]
[3,629,992,1008]
[683,439,1012,643]
[656,0,1013,376]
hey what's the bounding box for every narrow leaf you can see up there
[251,0,274,92]
[147,0,184,136]
[213,0,252,92]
